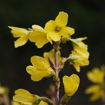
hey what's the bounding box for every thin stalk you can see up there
[54,43,60,105]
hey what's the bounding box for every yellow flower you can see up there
[69,37,89,72]
[12,101,22,105]
[63,74,80,96]
[13,89,37,105]
[38,101,48,105]
[0,86,9,95]
[8,26,30,48]
[85,85,104,101]
[26,56,53,82]
[12,101,48,105]
[44,11,75,42]
[85,66,105,101]
[87,67,104,84]
[43,49,61,64]
[29,25,52,48]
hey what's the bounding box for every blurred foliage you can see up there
[0,0,105,105]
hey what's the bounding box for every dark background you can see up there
[0,0,105,105]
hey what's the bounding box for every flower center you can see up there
[55,26,61,32]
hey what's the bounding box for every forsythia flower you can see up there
[0,86,9,95]
[13,89,37,105]
[8,26,30,48]
[12,101,21,105]
[69,37,89,72]
[85,66,105,101]
[12,100,48,105]
[87,67,104,84]
[63,74,80,96]
[38,101,48,105]
[44,11,75,41]
[29,25,51,48]
[26,56,54,82]
[43,49,61,64]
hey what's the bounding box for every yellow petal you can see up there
[87,68,104,83]
[32,25,45,32]
[8,26,29,38]
[13,89,36,105]
[48,32,61,41]
[85,85,100,94]
[69,37,89,72]
[12,101,21,105]
[0,86,8,95]
[29,31,49,48]
[15,89,32,96]
[14,36,28,48]
[39,101,48,105]
[26,56,52,82]
[44,20,56,33]
[31,56,50,69]
[63,74,80,96]
[44,20,61,41]
[60,27,75,38]
[90,89,104,101]
[26,66,51,81]
[55,11,68,27]
[26,66,36,75]
[73,64,80,72]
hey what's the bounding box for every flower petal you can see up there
[85,85,100,94]
[29,31,49,48]
[26,56,52,81]
[8,26,29,38]
[47,32,60,41]
[14,36,28,48]
[87,68,104,83]
[55,11,68,27]
[90,89,104,101]
[60,27,75,38]
[44,20,56,33]
[26,66,51,82]
[39,101,48,105]
[30,56,50,69]
[63,74,80,96]
[13,89,36,105]
[32,25,45,32]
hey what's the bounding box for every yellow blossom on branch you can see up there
[63,74,80,96]
[44,11,75,41]
[13,89,37,105]
[69,37,89,72]
[8,11,90,105]
[8,26,30,48]
[85,85,104,101]
[29,25,52,48]
[26,56,54,82]
[87,67,104,84]
[85,66,105,101]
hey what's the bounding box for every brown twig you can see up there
[54,42,60,105]
[48,57,56,70]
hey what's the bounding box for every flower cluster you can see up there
[85,66,105,102]
[9,11,89,105]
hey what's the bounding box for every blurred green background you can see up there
[0,0,105,105]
